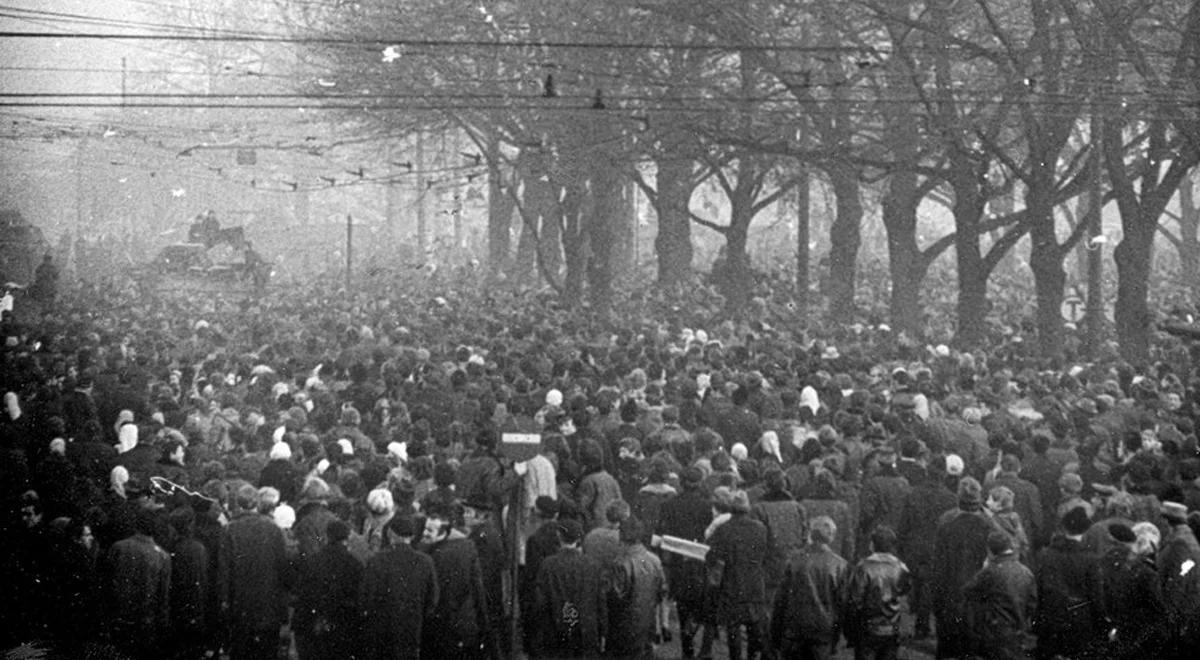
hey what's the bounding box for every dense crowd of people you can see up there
[1,268,1199,660]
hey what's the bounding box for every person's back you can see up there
[933,477,995,659]
[107,511,171,658]
[608,518,665,658]
[844,526,910,660]
[294,519,363,660]
[770,516,848,658]
[963,532,1036,660]
[1033,507,1106,660]
[219,485,288,659]
[360,517,438,660]
[534,519,606,658]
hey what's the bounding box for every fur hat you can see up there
[1061,506,1092,535]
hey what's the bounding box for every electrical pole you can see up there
[346,214,353,289]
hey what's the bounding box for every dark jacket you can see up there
[218,510,289,632]
[897,479,957,569]
[1034,535,1107,659]
[1158,522,1200,648]
[534,546,607,658]
[106,533,172,653]
[991,473,1046,546]
[963,552,1037,660]
[657,488,712,604]
[360,543,438,660]
[1102,547,1168,659]
[577,468,624,531]
[423,535,491,656]
[607,544,665,658]
[706,511,769,623]
[801,497,857,564]
[169,535,209,639]
[932,506,995,657]
[294,541,364,657]
[294,502,339,561]
[259,458,300,504]
[844,552,910,640]
[771,542,847,646]
[751,491,808,595]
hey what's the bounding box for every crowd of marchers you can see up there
[1,271,1199,660]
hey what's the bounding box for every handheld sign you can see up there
[500,433,541,462]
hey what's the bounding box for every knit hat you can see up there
[269,441,292,461]
[945,454,965,477]
[731,443,749,461]
[1061,506,1092,535]
[534,496,559,517]
[557,518,584,544]
[958,477,983,507]
[1108,523,1137,544]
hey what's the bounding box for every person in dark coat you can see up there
[897,458,958,639]
[533,518,607,658]
[858,447,911,559]
[464,498,508,658]
[1033,506,1107,660]
[218,483,289,660]
[1100,522,1168,659]
[706,488,769,660]
[105,506,172,659]
[294,476,340,561]
[656,466,715,659]
[932,477,995,659]
[771,515,848,660]
[962,531,1037,660]
[844,526,910,660]
[421,505,493,659]
[295,519,364,660]
[607,517,666,659]
[360,516,438,660]
[1157,500,1200,656]
[520,496,561,655]
[751,467,809,613]
[801,468,857,562]
[989,455,1046,548]
[167,506,210,660]
[258,441,300,504]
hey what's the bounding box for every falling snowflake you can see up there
[171,188,186,197]
[382,45,401,63]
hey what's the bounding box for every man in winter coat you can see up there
[656,466,714,659]
[897,458,958,639]
[533,518,607,658]
[1157,500,1200,656]
[963,531,1037,660]
[771,515,848,660]
[751,467,809,611]
[1101,522,1168,659]
[607,517,666,659]
[360,515,438,660]
[844,525,910,660]
[932,477,995,659]
[106,507,172,659]
[706,488,769,660]
[219,483,289,660]
[421,504,493,659]
[1033,506,1106,660]
[294,519,364,660]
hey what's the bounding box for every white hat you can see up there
[273,503,296,530]
[546,389,564,408]
[269,441,292,461]
[336,438,354,456]
[387,441,408,463]
[731,443,749,461]
[945,454,965,476]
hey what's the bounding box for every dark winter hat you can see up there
[386,515,417,538]
[1061,506,1092,535]
[986,530,1013,555]
[557,518,584,544]
[1108,523,1137,544]
[957,477,983,507]
[327,519,351,543]
[534,495,560,517]
[681,466,705,488]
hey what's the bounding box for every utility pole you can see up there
[416,131,427,254]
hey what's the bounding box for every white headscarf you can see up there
[117,424,138,454]
[110,465,130,497]
[759,430,783,464]
[799,386,821,416]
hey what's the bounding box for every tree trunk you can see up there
[882,160,924,337]
[723,223,753,311]
[1028,181,1066,361]
[795,169,810,313]
[653,156,695,290]
[486,158,514,282]
[1180,176,1199,292]
[826,160,862,323]
[950,168,989,348]
[560,184,587,304]
[587,159,623,315]
[1114,209,1156,365]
